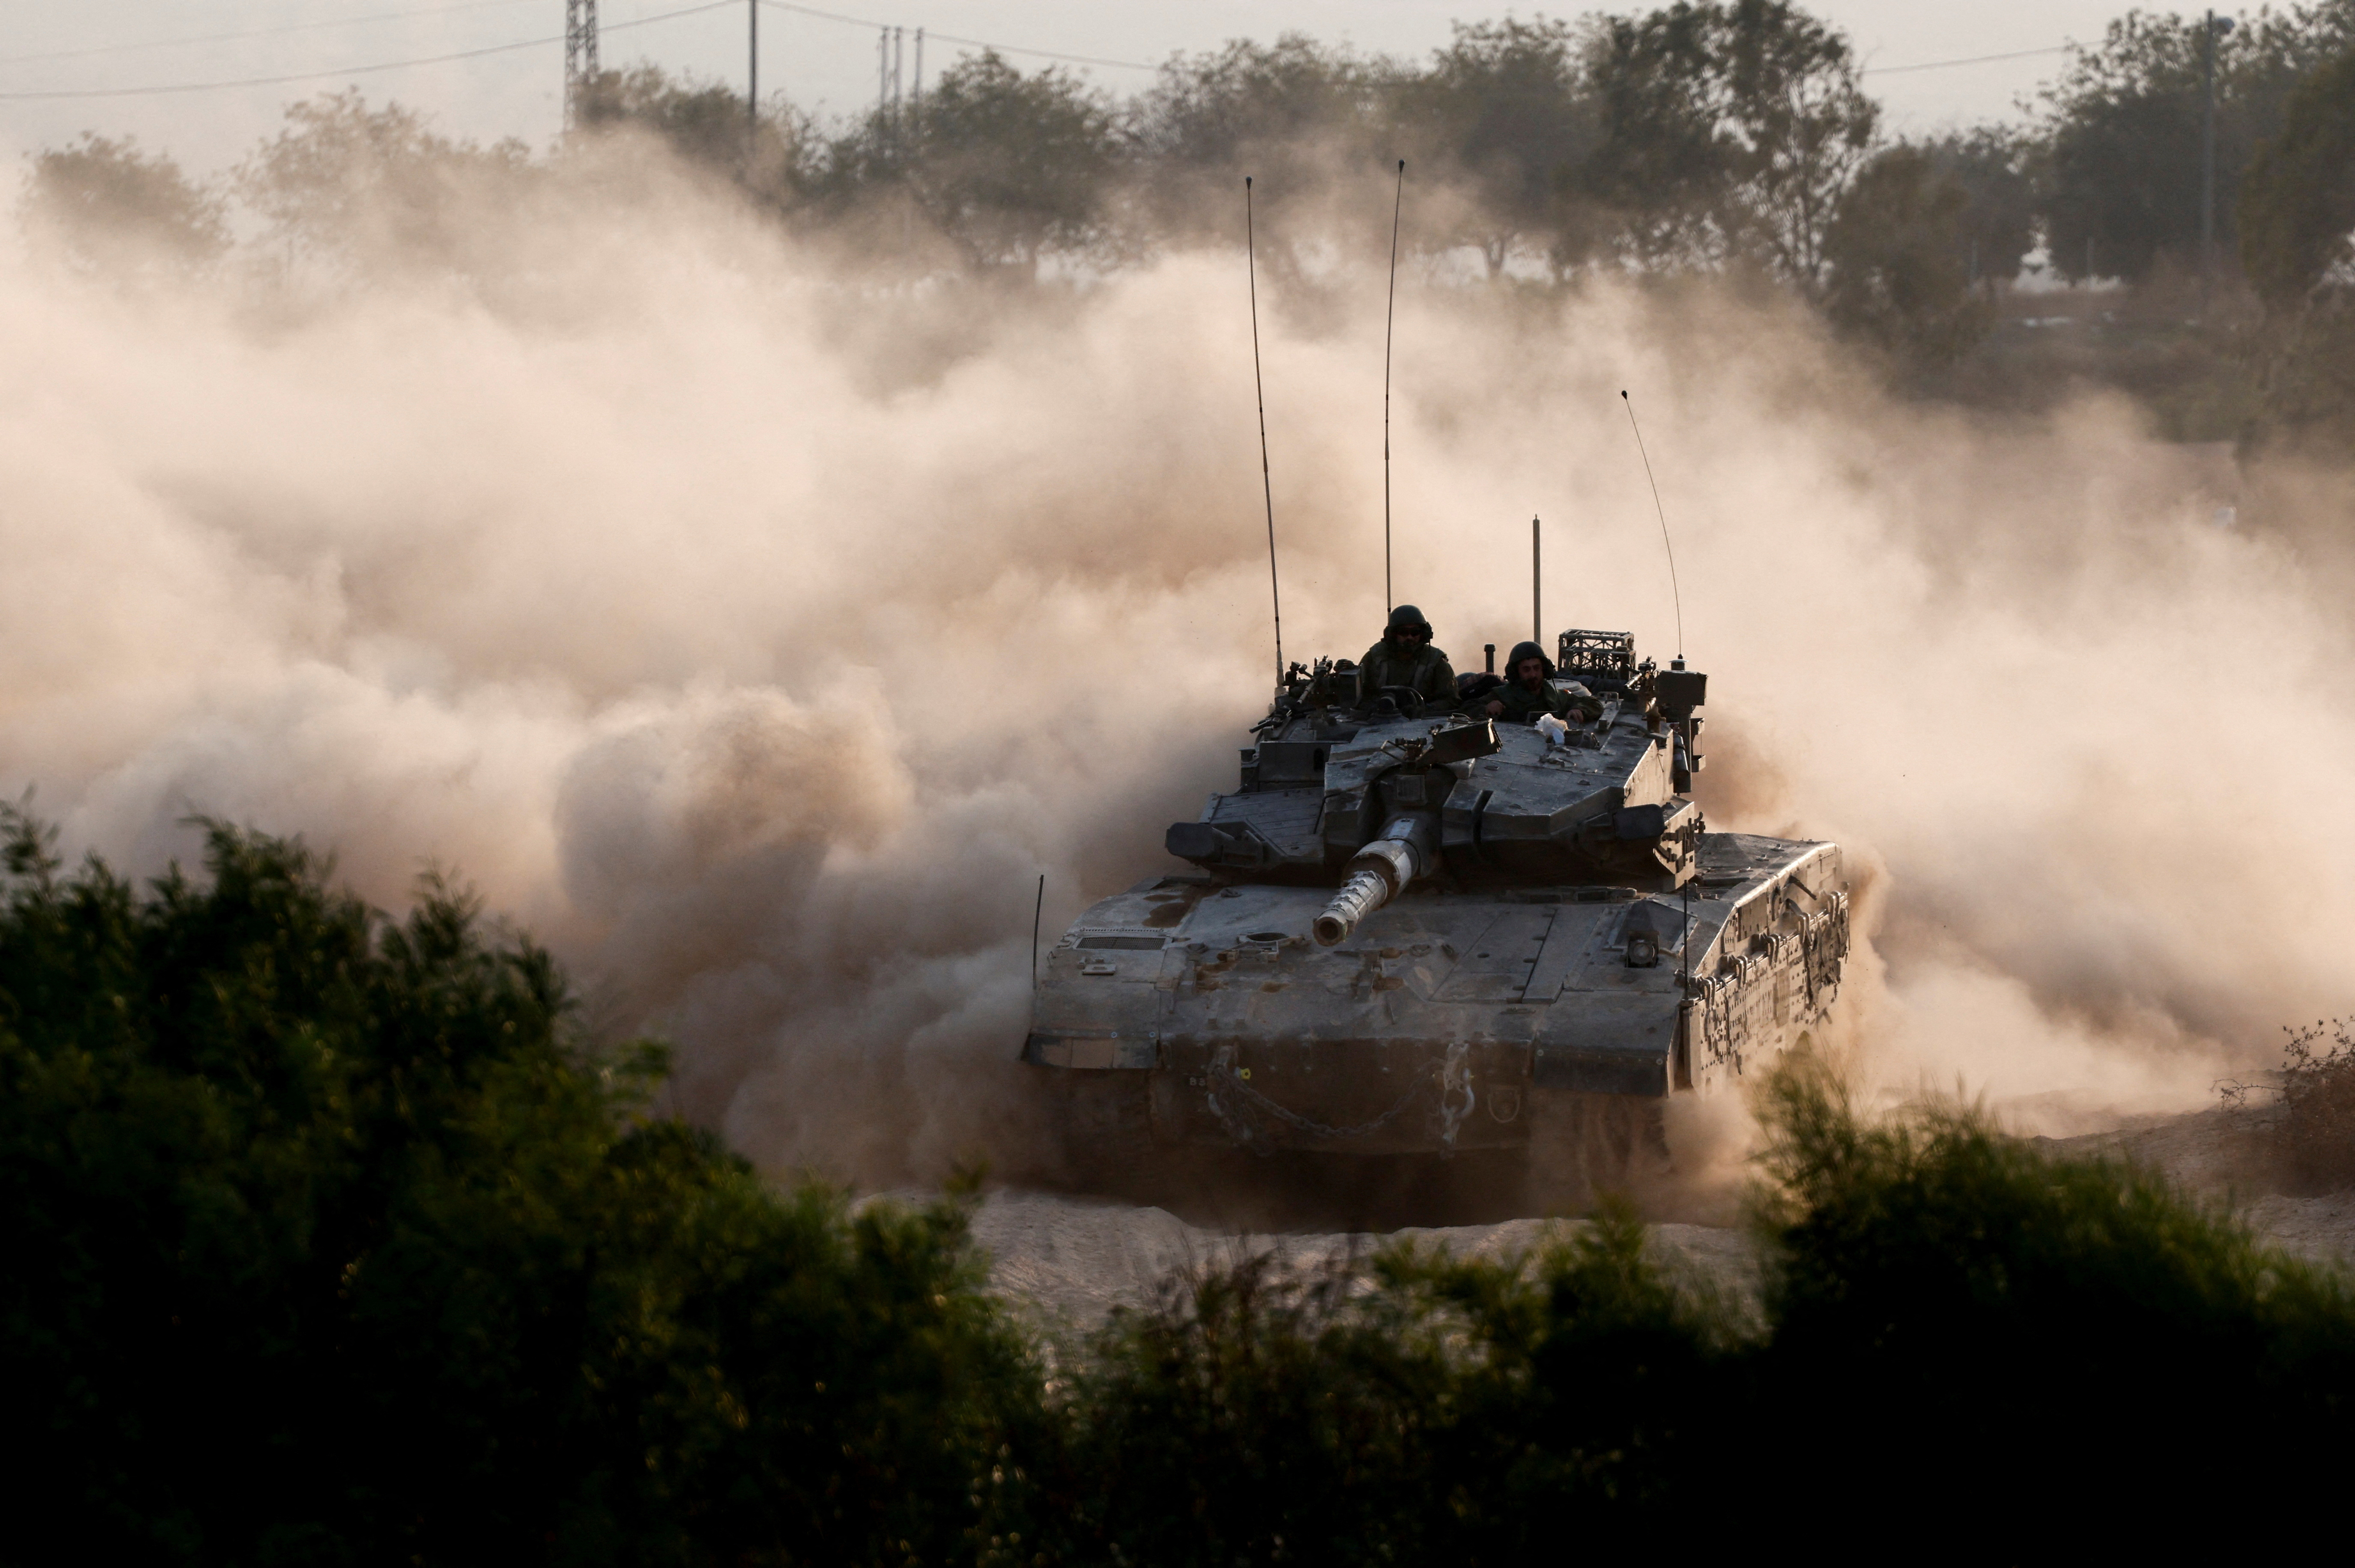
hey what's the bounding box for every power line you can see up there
[0,2,735,102]
[0,1,541,71]
[0,3,2074,112]
[1861,44,2074,77]
[757,1,1157,72]
[920,29,1156,73]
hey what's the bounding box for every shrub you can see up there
[9,805,2352,1559]
[2276,1019,2355,1189]
[0,809,1041,1565]
[1753,1056,2355,1538]
[1049,1202,1739,1562]
[1059,1062,2355,1557]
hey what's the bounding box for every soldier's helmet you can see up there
[1387,604,1433,639]
[1505,639,1554,678]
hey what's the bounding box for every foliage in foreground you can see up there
[0,811,1040,1565]
[1747,1060,2355,1530]
[5,817,2351,1563]
[1053,1059,2355,1560]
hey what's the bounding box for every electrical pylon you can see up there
[565,0,600,129]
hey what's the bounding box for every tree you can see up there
[826,51,1121,274]
[573,64,814,208]
[2038,3,2354,282]
[1717,0,1878,288]
[1574,1,1875,287]
[16,133,226,276]
[1578,4,1747,271]
[1919,125,2038,289]
[1139,33,1376,158]
[1823,144,1993,367]
[1131,34,1397,264]
[236,91,532,271]
[2238,42,2355,304]
[2238,43,2355,447]
[1402,17,1602,277]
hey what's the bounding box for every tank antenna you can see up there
[1531,515,1541,648]
[1620,390,1685,661]
[1246,177,1283,689]
[1382,158,1405,615]
[1680,877,1692,990]
[1030,873,1045,991]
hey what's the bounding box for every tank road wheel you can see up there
[1058,1070,1156,1198]
[1522,1088,1671,1216]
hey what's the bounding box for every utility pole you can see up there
[747,0,758,132]
[2200,11,2237,309]
[564,0,599,130]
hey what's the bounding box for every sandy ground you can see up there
[963,1192,1755,1330]
[2033,1106,2355,1269]
[940,1106,2354,1330]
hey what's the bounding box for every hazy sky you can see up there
[2,1,2167,173]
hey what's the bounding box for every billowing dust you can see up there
[6,137,2351,1209]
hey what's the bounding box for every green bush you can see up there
[1049,1057,2355,1559]
[9,810,2352,1560]
[2267,1019,2355,1189]
[1053,1247,1462,1562]
[0,810,1041,1566]
[1747,1059,2355,1542]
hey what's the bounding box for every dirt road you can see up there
[943,1108,2354,1330]
[964,1191,1756,1327]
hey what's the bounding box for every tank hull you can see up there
[1026,832,1849,1161]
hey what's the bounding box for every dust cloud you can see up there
[4,140,2348,1188]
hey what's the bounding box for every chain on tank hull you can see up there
[1023,631,1853,1178]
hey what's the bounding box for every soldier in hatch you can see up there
[1481,641,1604,724]
[1356,605,1457,709]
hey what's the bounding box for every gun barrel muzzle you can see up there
[1312,816,1432,946]
[1314,868,1391,946]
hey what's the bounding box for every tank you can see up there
[1023,628,1852,1206]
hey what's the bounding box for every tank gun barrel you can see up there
[1313,814,1434,946]
[1315,867,1392,946]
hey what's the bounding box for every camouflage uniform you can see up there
[1486,678,1602,724]
[1357,638,1459,705]
[1482,639,1603,724]
[1356,604,1456,707]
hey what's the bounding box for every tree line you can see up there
[16,3,2355,402]
[5,810,2353,1562]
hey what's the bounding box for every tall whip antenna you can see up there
[1531,516,1541,647]
[1247,178,1283,688]
[1382,158,1405,614]
[1030,873,1045,991]
[1620,390,1685,660]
